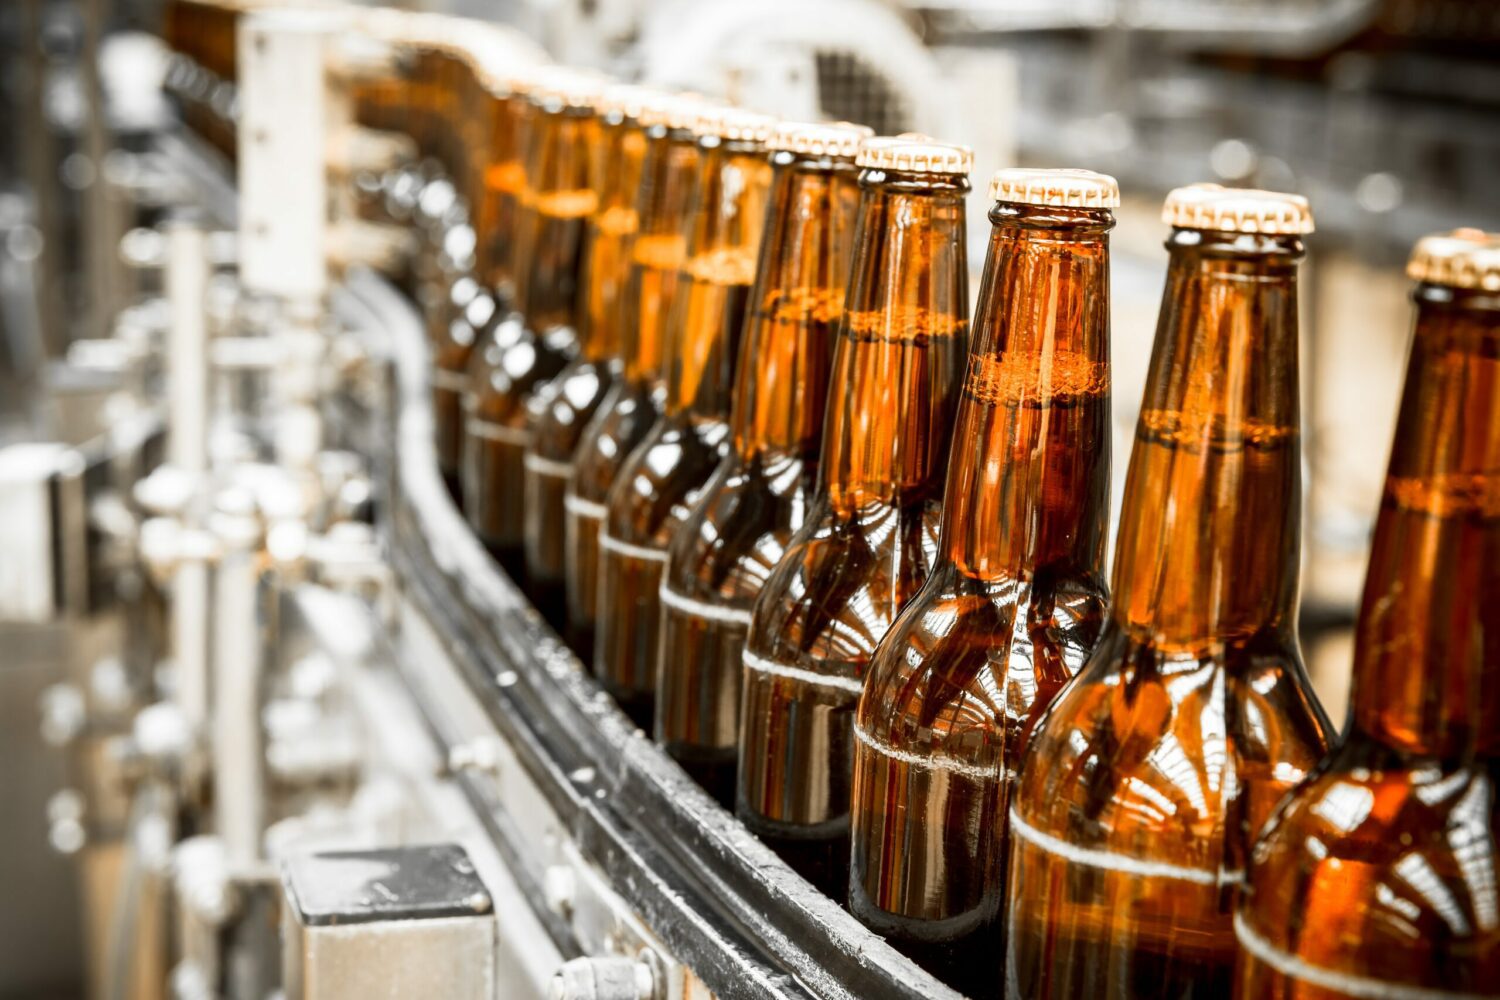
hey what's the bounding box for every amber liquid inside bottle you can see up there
[1236,282,1500,1000]
[848,201,1114,997]
[595,135,772,730]
[461,102,595,572]
[655,151,859,806]
[736,167,969,898]
[566,125,700,660]
[524,116,647,632]
[1003,229,1333,999]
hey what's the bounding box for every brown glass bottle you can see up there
[736,135,972,898]
[1235,230,1500,1000]
[848,169,1117,996]
[654,121,868,806]
[594,107,777,730]
[522,86,654,630]
[428,56,517,499]
[461,73,601,572]
[1003,185,1334,999]
[565,95,704,659]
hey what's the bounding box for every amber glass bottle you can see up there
[736,135,972,898]
[565,94,704,659]
[522,86,655,628]
[594,107,777,729]
[848,169,1117,996]
[654,120,868,805]
[1235,229,1500,1000]
[428,57,518,499]
[1003,185,1334,999]
[461,72,601,571]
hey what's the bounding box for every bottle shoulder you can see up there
[744,499,941,670]
[663,452,817,601]
[531,362,610,452]
[1240,749,1500,992]
[858,574,1105,750]
[604,414,729,544]
[1012,625,1332,862]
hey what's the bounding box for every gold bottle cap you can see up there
[855,134,973,175]
[769,121,873,159]
[597,83,671,121]
[635,92,711,131]
[1162,183,1314,235]
[692,106,777,143]
[526,67,612,110]
[989,167,1119,209]
[1407,228,1500,292]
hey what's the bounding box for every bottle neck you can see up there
[941,203,1113,584]
[1110,230,1304,651]
[731,155,859,457]
[820,171,969,513]
[664,139,772,418]
[577,117,645,364]
[622,127,699,387]
[514,106,598,332]
[1351,287,1500,758]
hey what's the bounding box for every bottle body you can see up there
[524,118,646,625]
[654,142,860,803]
[433,87,528,495]
[462,102,595,568]
[1004,221,1331,999]
[566,121,700,660]
[737,158,970,898]
[1236,272,1500,999]
[849,195,1114,998]
[596,132,772,729]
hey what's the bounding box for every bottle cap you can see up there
[769,121,873,159]
[989,167,1119,209]
[855,134,973,175]
[598,83,671,121]
[635,92,710,131]
[1162,183,1314,235]
[692,106,778,143]
[1407,228,1500,292]
[528,67,611,110]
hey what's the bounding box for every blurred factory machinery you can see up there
[0,0,1495,997]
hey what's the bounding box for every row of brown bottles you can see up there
[566,94,707,654]
[736,136,974,895]
[358,20,1498,999]
[657,121,869,805]
[1001,184,1334,999]
[847,169,1117,997]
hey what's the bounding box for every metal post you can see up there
[165,220,211,738]
[210,506,264,867]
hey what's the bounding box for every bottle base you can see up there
[737,811,850,903]
[661,743,735,809]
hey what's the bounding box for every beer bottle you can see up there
[654,120,869,806]
[1235,229,1500,999]
[848,168,1117,996]
[736,135,972,898]
[594,106,777,729]
[565,94,705,658]
[1003,184,1333,999]
[522,86,655,628]
[428,53,518,499]
[461,71,602,571]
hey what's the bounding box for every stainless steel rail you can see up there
[341,268,962,1000]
